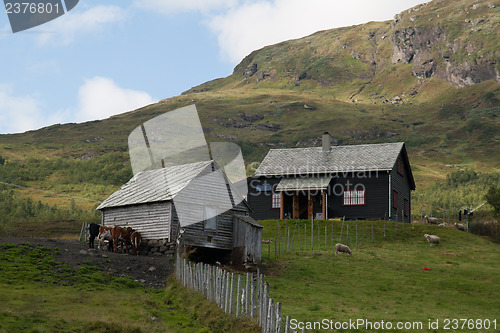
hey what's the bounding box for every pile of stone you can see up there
[140,239,177,256]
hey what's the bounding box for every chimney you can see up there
[322,132,331,152]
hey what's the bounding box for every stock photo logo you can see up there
[126,105,248,229]
[4,0,79,33]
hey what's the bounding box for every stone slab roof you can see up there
[254,142,405,176]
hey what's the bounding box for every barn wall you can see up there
[327,171,389,220]
[390,152,412,222]
[233,216,263,263]
[183,204,248,250]
[172,164,250,249]
[102,201,172,240]
[247,176,281,220]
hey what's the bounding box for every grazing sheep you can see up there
[424,234,440,246]
[454,222,466,231]
[424,215,439,224]
[335,243,352,256]
[437,222,448,227]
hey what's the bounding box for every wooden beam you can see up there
[293,193,299,219]
[322,191,326,220]
[280,192,284,219]
[308,193,313,220]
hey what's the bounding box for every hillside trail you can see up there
[0,237,174,288]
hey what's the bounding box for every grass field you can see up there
[257,219,500,332]
[0,220,498,332]
[0,242,260,333]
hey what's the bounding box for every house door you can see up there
[292,192,315,219]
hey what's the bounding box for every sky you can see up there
[0,0,428,134]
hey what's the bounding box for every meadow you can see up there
[256,219,500,332]
[0,241,260,333]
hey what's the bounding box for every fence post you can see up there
[371,222,374,243]
[277,220,281,258]
[346,225,349,246]
[267,298,274,333]
[304,223,307,250]
[251,274,256,318]
[268,232,271,260]
[298,223,301,251]
[229,272,234,315]
[275,302,282,333]
[285,316,291,333]
[311,218,314,251]
[356,223,358,250]
[325,226,327,251]
[245,273,251,316]
[236,274,241,317]
[317,221,320,251]
[225,271,230,313]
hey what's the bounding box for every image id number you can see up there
[5,2,60,14]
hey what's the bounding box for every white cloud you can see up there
[73,77,155,122]
[207,0,429,63]
[37,5,126,45]
[0,78,155,134]
[135,0,237,14]
[0,84,49,134]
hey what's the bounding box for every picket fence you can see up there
[176,255,306,333]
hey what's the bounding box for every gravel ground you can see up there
[0,237,175,288]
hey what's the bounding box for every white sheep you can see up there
[454,222,466,231]
[424,215,439,224]
[335,243,352,256]
[424,234,440,246]
[437,222,448,227]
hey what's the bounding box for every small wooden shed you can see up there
[232,215,263,264]
[97,160,255,255]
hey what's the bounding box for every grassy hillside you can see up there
[0,0,499,227]
[257,219,500,332]
[0,242,260,333]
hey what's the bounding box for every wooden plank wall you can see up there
[102,201,172,240]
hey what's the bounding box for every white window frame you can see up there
[343,190,365,206]
[271,193,281,209]
[204,206,217,230]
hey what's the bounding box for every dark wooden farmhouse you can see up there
[248,133,415,222]
[97,160,262,262]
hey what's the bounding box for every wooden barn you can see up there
[97,160,262,262]
[248,133,415,222]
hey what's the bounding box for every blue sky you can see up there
[0,0,427,134]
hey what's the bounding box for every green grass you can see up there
[0,243,260,333]
[257,220,500,332]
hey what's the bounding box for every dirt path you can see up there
[0,237,174,288]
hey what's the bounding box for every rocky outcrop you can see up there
[391,2,499,87]
[244,63,258,78]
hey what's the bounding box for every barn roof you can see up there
[234,215,264,228]
[254,142,406,176]
[97,160,212,210]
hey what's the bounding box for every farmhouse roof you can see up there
[275,176,332,192]
[97,160,212,210]
[254,142,407,176]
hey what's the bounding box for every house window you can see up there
[204,206,217,230]
[397,158,404,176]
[393,190,398,209]
[343,190,365,206]
[271,193,281,209]
[404,199,409,217]
[256,184,272,192]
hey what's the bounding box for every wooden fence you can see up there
[263,218,421,259]
[176,255,306,333]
